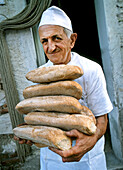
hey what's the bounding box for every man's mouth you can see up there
[48,49,60,55]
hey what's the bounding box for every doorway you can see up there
[50,0,102,66]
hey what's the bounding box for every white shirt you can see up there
[40,52,113,170]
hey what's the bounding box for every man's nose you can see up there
[47,40,56,53]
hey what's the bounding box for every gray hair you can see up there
[63,27,73,39]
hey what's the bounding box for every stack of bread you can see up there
[13,65,97,151]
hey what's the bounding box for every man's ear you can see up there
[70,33,77,49]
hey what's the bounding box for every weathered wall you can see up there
[95,0,123,161]
[0,0,39,168]
[116,0,123,63]
[5,28,37,101]
[0,0,26,22]
[115,0,123,158]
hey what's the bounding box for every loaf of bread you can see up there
[15,96,84,114]
[25,65,83,83]
[80,106,96,124]
[23,81,82,100]
[24,112,96,135]
[13,125,72,150]
[15,96,96,124]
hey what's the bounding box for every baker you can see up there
[14,6,113,170]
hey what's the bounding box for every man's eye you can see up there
[56,37,62,40]
[53,36,62,41]
[41,39,48,44]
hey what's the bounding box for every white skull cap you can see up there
[39,6,73,32]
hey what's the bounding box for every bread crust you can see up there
[13,125,72,150]
[15,96,83,114]
[26,65,83,83]
[15,96,96,124]
[24,112,96,135]
[23,81,82,100]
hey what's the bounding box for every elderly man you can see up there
[15,6,113,170]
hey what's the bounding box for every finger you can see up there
[19,139,27,144]
[49,147,74,158]
[17,123,27,127]
[49,147,63,155]
[49,147,83,162]
[14,136,20,141]
[26,140,33,146]
[61,146,79,158]
[62,154,82,163]
[14,136,26,143]
[65,129,80,138]
[49,145,79,158]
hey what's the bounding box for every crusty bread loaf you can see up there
[15,96,96,124]
[80,106,96,125]
[13,125,72,150]
[25,65,83,83]
[15,96,83,114]
[23,81,82,100]
[24,112,96,135]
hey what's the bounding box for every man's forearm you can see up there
[95,114,108,142]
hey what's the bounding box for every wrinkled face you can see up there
[39,25,76,65]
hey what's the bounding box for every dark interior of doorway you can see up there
[50,0,102,66]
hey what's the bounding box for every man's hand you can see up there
[13,123,33,146]
[14,135,33,146]
[49,114,108,162]
[49,129,97,162]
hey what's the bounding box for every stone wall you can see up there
[0,72,17,169]
[0,73,12,135]
[0,78,40,168]
[0,73,8,115]
[95,0,123,161]
[0,0,40,169]
[116,0,123,63]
